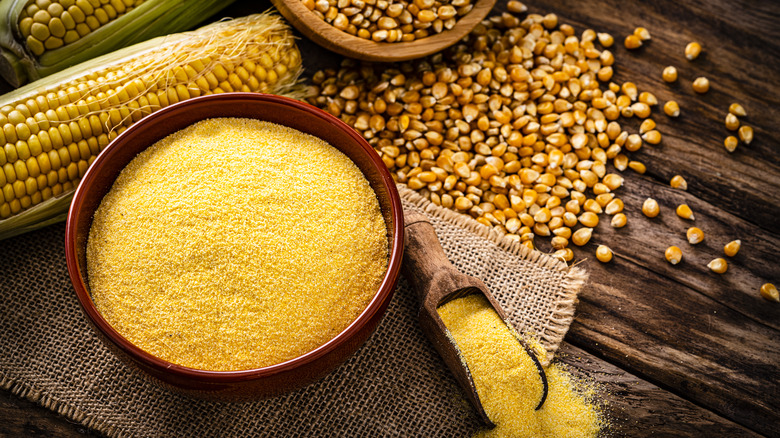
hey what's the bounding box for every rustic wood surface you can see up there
[1,0,778,436]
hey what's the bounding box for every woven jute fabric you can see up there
[0,185,586,437]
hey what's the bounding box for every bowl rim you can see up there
[65,92,404,382]
[270,0,497,62]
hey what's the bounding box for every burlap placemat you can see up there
[0,185,586,437]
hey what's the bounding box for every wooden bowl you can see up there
[64,93,404,400]
[271,0,496,61]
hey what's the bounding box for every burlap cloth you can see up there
[0,184,586,437]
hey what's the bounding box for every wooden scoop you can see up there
[402,211,548,426]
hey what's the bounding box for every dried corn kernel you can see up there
[639,119,656,134]
[692,77,710,93]
[724,239,741,257]
[670,175,687,190]
[685,42,702,60]
[605,198,623,215]
[628,161,646,174]
[596,245,613,263]
[642,129,662,144]
[665,246,682,265]
[597,32,613,47]
[553,247,574,262]
[624,34,642,49]
[707,258,728,274]
[729,103,747,117]
[633,27,651,41]
[676,204,694,220]
[664,101,680,117]
[611,213,627,228]
[578,211,599,227]
[725,113,739,131]
[760,283,779,302]
[507,1,528,13]
[738,126,753,144]
[642,198,659,218]
[572,227,593,246]
[686,227,704,244]
[724,136,738,153]
[662,66,677,83]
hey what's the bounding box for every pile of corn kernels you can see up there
[305,5,777,302]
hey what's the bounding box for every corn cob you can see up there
[0,12,302,241]
[0,0,238,87]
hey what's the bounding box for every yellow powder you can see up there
[438,295,602,438]
[87,118,388,371]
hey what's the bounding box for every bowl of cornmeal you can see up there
[65,93,404,399]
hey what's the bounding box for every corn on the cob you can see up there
[0,12,302,240]
[0,0,237,86]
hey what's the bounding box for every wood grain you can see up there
[556,343,762,437]
[567,254,778,436]
[270,0,496,61]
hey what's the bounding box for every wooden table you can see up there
[1,0,777,436]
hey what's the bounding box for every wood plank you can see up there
[565,253,779,437]
[0,390,99,437]
[556,343,762,437]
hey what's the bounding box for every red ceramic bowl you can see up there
[65,93,404,400]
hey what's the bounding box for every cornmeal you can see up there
[438,295,603,438]
[87,118,388,371]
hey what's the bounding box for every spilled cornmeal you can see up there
[87,118,388,371]
[438,294,602,438]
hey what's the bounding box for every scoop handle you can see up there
[402,211,494,310]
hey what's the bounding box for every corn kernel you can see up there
[571,227,593,246]
[597,32,613,47]
[728,103,747,117]
[553,247,574,262]
[665,246,682,265]
[605,198,624,215]
[611,213,627,228]
[642,129,662,145]
[670,175,687,190]
[633,27,651,41]
[686,227,704,244]
[507,1,528,13]
[676,204,694,220]
[624,34,642,49]
[642,198,659,218]
[663,100,680,117]
[707,258,727,274]
[738,125,753,144]
[725,113,739,131]
[628,160,646,174]
[760,283,779,302]
[724,239,741,257]
[551,236,568,249]
[662,66,677,83]
[724,136,738,153]
[685,41,702,60]
[596,245,613,263]
[639,119,656,135]
[692,77,710,94]
[578,211,599,227]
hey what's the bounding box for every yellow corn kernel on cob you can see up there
[0,0,237,86]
